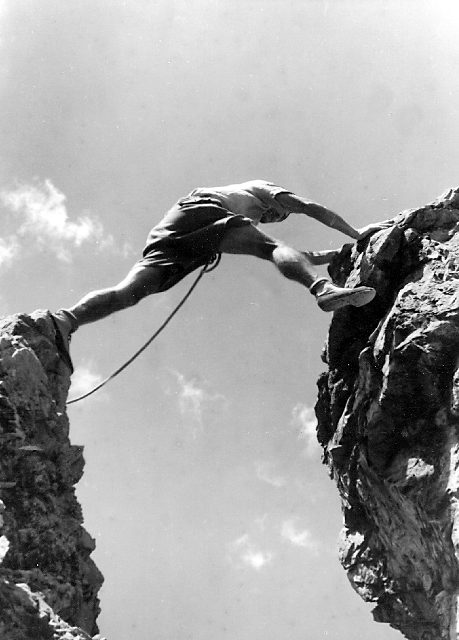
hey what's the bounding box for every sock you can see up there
[308,277,330,296]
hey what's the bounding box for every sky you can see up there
[1,1,459,639]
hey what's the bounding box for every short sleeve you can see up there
[263,182,293,198]
[246,180,292,200]
[245,180,293,224]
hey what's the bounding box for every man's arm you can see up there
[275,192,360,239]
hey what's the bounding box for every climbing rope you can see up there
[67,254,221,405]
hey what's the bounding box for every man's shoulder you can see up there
[236,179,290,197]
[212,179,270,191]
[240,179,275,189]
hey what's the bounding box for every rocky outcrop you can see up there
[0,311,104,639]
[317,188,459,639]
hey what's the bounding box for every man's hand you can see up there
[357,219,393,240]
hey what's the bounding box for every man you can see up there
[52,180,387,364]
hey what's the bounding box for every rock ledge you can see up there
[0,310,104,640]
[317,188,459,639]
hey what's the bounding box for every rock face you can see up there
[316,188,459,639]
[0,311,104,639]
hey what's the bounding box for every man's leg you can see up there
[219,224,318,285]
[218,225,375,311]
[67,265,167,326]
[52,265,168,352]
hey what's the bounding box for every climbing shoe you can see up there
[315,284,376,312]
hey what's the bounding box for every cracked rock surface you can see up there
[0,310,104,640]
[316,187,459,639]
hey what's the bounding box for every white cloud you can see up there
[242,550,272,570]
[281,519,318,552]
[173,371,227,437]
[229,533,273,571]
[0,237,19,268]
[291,403,320,457]
[0,179,131,266]
[255,461,286,488]
[70,362,105,399]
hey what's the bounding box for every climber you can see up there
[52,180,389,362]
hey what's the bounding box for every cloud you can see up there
[70,362,105,400]
[281,519,318,552]
[228,516,317,568]
[229,533,273,571]
[0,179,132,266]
[291,403,320,457]
[241,550,272,570]
[172,371,227,437]
[0,237,19,268]
[255,461,286,488]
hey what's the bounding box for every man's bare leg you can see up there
[219,224,318,285]
[218,225,375,311]
[52,265,167,352]
[68,265,166,326]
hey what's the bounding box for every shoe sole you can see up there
[318,287,376,312]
